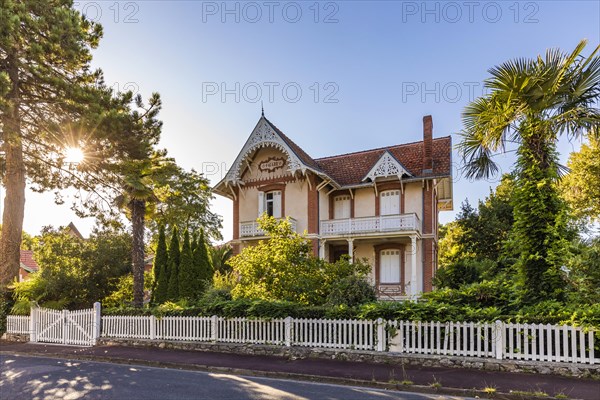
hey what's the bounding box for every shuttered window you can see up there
[334,195,351,219]
[380,190,400,215]
[380,249,400,283]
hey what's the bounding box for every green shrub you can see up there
[326,275,376,307]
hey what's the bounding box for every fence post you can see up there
[150,315,156,340]
[211,315,218,342]
[62,309,68,345]
[376,318,385,352]
[29,302,38,343]
[494,320,504,360]
[92,302,101,345]
[284,317,292,347]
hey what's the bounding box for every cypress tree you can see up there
[193,231,213,294]
[166,227,181,301]
[190,233,198,253]
[152,226,169,305]
[178,230,195,300]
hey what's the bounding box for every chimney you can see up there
[422,115,433,173]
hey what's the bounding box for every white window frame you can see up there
[259,190,281,218]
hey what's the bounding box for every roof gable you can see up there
[216,117,323,190]
[363,150,412,182]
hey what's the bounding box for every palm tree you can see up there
[116,155,176,308]
[115,160,155,308]
[458,40,600,302]
[113,92,174,308]
[209,244,233,274]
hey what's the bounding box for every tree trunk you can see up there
[0,52,25,288]
[131,199,146,307]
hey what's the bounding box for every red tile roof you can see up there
[265,118,322,171]
[266,118,452,186]
[20,250,39,272]
[315,137,452,186]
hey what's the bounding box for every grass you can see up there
[401,380,414,386]
[429,376,442,389]
[509,390,549,398]
[483,386,497,395]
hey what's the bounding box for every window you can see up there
[380,249,400,283]
[258,190,281,218]
[380,190,400,215]
[334,195,351,219]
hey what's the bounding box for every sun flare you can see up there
[64,147,84,164]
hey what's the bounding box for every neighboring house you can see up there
[144,255,154,273]
[17,222,83,282]
[19,250,40,282]
[214,114,453,299]
[66,222,84,240]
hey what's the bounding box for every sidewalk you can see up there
[1,340,598,399]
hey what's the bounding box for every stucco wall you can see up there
[353,188,375,218]
[403,182,422,220]
[285,180,309,234]
[318,188,329,221]
[239,186,259,223]
[354,242,375,282]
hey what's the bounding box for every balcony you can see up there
[320,213,421,237]
[240,217,297,238]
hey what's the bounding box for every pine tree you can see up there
[193,231,213,295]
[166,227,181,301]
[0,1,120,286]
[151,226,169,304]
[178,230,195,300]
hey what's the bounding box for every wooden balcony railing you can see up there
[240,218,297,238]
[320,213,420,237]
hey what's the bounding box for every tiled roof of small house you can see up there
[20,250,40,273]
[315,137,452,186]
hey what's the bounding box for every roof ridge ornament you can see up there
[363,150,412,182]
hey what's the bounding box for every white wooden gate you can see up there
[30,303,101,346]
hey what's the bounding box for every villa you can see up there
[214,114,453,299]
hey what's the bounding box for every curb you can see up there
[0,350,581,400]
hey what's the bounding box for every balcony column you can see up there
[347,238,354,263]
[410,235,418,298]
[319,240,327,260]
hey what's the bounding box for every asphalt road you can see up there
[0,354,472,400]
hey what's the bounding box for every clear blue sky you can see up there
[20,1,600,240]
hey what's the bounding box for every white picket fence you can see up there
[7,313,598,364]
[6,315,30,334]
[101,316,376,350]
